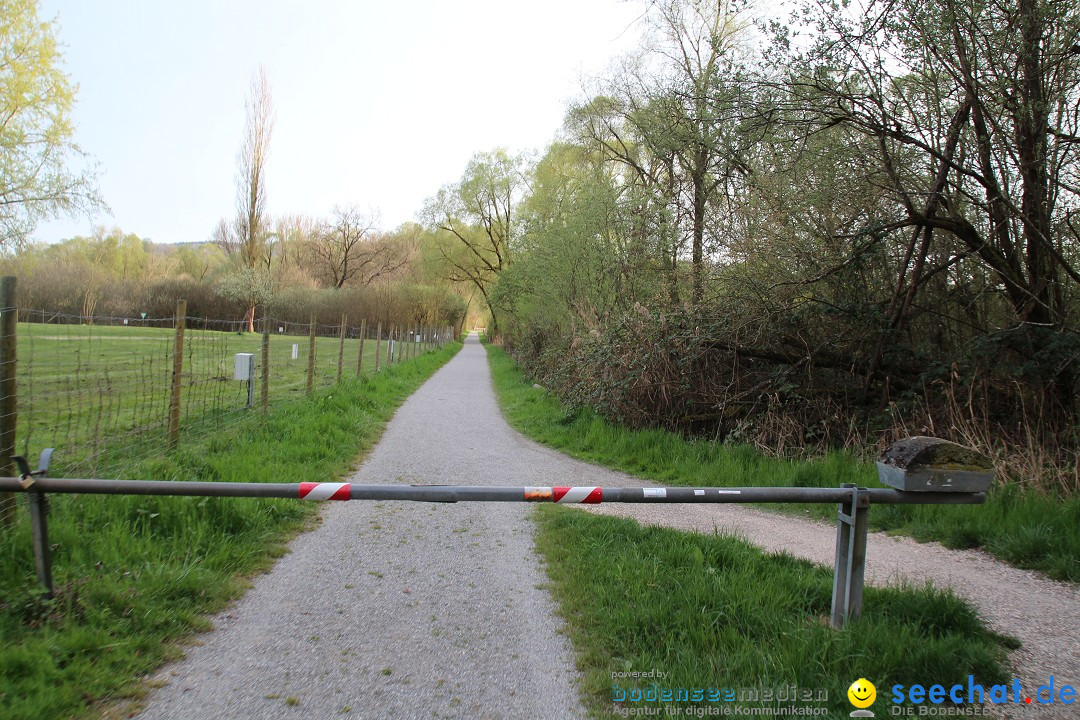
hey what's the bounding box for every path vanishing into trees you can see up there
[136,334,1078,719]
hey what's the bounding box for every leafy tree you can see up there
[573,0,756,308]
[424,149,524,337]
[0,0,103,246]
[175,242,227,282]
[777,0,1080,408]
[495,139,665,348]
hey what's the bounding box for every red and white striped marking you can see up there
[553,486,603,504]
[298,482,351,501]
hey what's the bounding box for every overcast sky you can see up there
[34,0,648,245]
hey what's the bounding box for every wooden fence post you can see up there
[261,305,269,413]
[356,319,366,376]
[167,299,186,450]
[0,277,17,528]
[307,313,316,393]
[337,314,347,383]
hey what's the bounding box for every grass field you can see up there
[484,344,1080,581]
[0,339,462,720]
[13,321,431,477]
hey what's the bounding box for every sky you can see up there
[33,0,648,245]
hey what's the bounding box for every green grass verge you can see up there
[484,344,1080,581]
[536,506,1015,718]
[0,340,461,720]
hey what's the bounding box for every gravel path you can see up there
[136,335,591,720]
[135,334,1078,719]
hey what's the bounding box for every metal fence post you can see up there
[337,314,347,383]
[261,305,269,413]
[167,299,186,451]
[306,313,316,393]
[0,276,16,528]
[374,321,382,372]
[18,450,54,597]
[356,319,366,376]
[830,484,870,629]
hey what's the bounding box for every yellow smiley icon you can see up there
[847,678,876,709]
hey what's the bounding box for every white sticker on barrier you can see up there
[643,488,667,498]
[694,489,705,496]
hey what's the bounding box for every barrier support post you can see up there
[16,451,54,597]
[830,484,870,629]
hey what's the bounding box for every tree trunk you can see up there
[691,149,707,308]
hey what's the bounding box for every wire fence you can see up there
[0,282,453,529]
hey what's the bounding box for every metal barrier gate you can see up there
[1,437,993,629]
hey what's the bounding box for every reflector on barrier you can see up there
[553,486,602,504]
[298,482,350,500]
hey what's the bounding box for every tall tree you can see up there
[782,0,1080,407]
[424,149,523,337]
[0,0,103,246]
[221,67,274,331]
[575,0,755,308]
[309,206,407,288]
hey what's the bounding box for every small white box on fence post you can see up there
[291,343,298,360]
[235,353,255,408]
[234,353,254,381]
